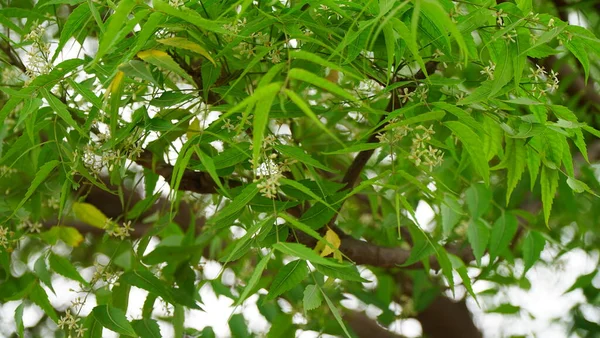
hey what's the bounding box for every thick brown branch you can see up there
[344,311,406,338]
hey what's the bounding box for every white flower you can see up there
[480,61,496,80]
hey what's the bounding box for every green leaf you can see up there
[94,0,135,62]
[467,219,490,266]
[10,160,59,219]
[288,68,357,102]
[92,305,137,336]
[118,60,159,85]
[120,270,199,308]
[15,302,25,337]
[40,90,85,135]
[132,319,162,338]
[446,121,489,185]
[272,243,344,267]
[565,38,590,83]
[152,0,226,33]
[436,247,455,295]
[273,144,335,173]
[53,4,90,62]
[441,194,462,236]
[540,166,559,226]
[449,254,477,303]
[193,146,226,193]
[421,0,468,63]
[285,89,345,146]
[83,315,103,338]
[303,284,322,313]
[465,183,491,220]
[252,88,278,174]
[390,18,428,77]
[236,252,271,306]
[313,263,368,282]
[432,102,480,130]
[267,260,308,300]
[290,50,361,80]
[210,183,258,226]
[29,283,59,322]
[137,49,194,84]
[401,223,435,266]
[489,213,518,261]
[566,177,590,194]
[322,143,381,155]
[505,138,526,204]
[49,253,88,286]
[73,202,108,229]
[490,39,514,96]
[564,271,597,294]
[34,256,55,293]
[320,287,352,337]
[157,37,215,65]
[522,231,545,274]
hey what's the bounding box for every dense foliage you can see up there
[1,0,600,336]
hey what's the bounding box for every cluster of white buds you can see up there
[233,41,256,58]
[0,165,17,177]
[18,217,43,233]
[23,23,52,84]
[480,61,496,80]
[407,125,444,170]
[43,196,60,210]
[104,219,134,240]
[57,309,86,337]
[90,262,121,287]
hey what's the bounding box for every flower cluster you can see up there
[408,126,444,170]
[90,262,122,287]
[168,0,184,7]
[57,309,86,337]
[529,64,560,97]
[480,61,496,80]
[0,226,13,250]
[223,18,247,42]
[23,23,52,83]
[0,165,17,177]
[74,130,144,177]
[18,217,43,233]
[104,219,134,240]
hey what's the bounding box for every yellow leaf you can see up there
[58,226,84,247]
[104,71,125,100]
[137,49,195,84]
[72,202,108,229]
[319,228,341,260]
[187,118,202,139]
[157,37,216,65]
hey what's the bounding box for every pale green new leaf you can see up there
[390,18,428,77]
[522,231,545,274]
[53,4,90,62]
[303,285,322,313]
[273,144,335,173]
[320,287,352,337]
[253,88,278,173]
[157,37,216,65]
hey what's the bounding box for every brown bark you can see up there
[417,297,482,338]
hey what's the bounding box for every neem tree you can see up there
[1,0,600,336]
